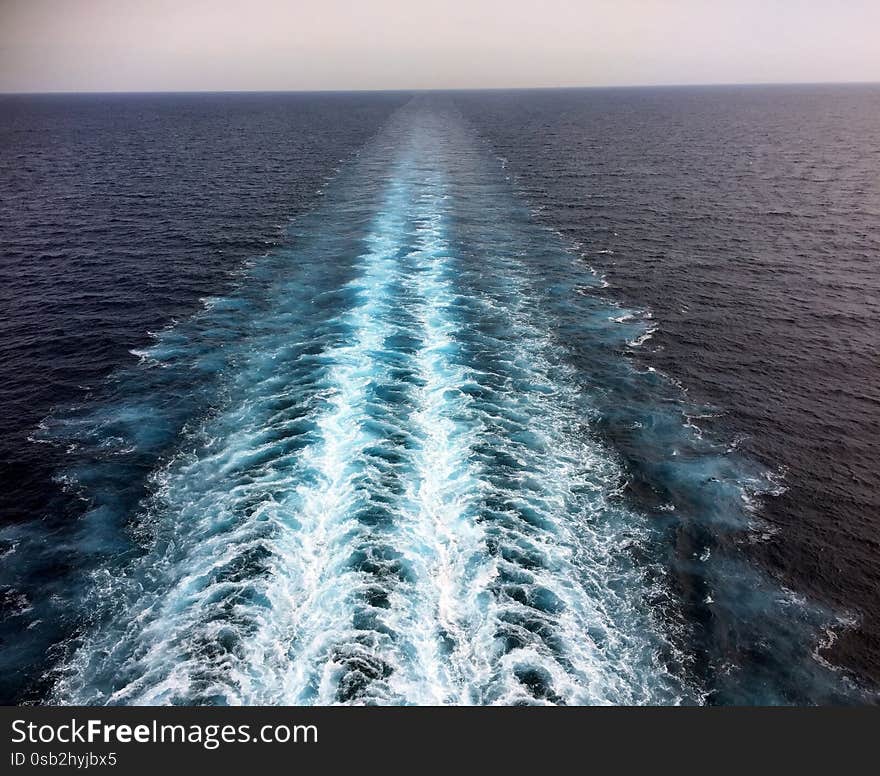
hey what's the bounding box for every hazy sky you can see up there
[2,0,879,92]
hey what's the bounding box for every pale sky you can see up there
[1,0,879,92]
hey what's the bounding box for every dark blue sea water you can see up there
[0,88,877,705]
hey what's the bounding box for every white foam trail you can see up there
[274,186,414,704]
[51,106,690,707]
[382,180,497,704]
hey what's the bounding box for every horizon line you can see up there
[2,79,880,97]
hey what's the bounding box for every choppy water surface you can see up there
[0,91,875,704]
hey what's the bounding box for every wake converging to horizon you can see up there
[0,95,870,705]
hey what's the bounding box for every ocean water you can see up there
[0,89,876,705]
